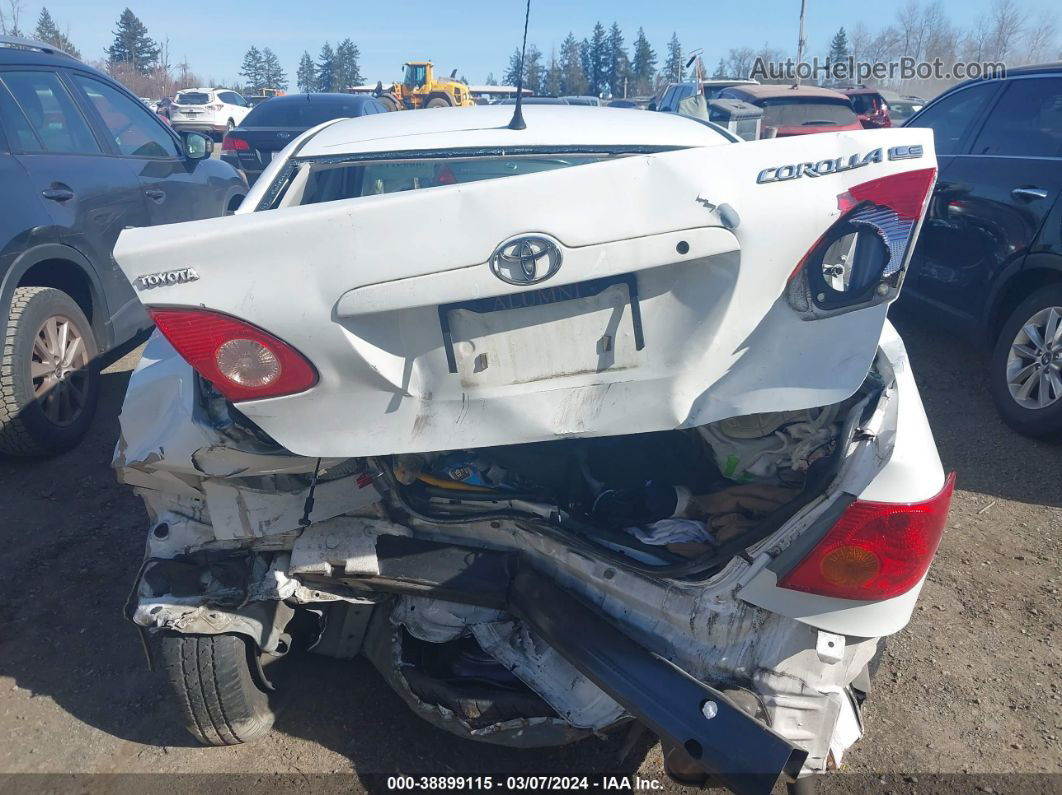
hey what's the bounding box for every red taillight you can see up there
[149,308,317,402]
[844,168,936,220]
[778,473,955,601]
[221,134,249,152]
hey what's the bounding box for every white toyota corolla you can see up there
[112,105,952,794]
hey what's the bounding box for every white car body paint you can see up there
[113,106,949,779]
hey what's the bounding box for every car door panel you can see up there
[0,68,151,344]
[908,77,1062,322]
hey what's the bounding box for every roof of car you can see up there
[260,93,378,104]
[299,104,731,158]
[725,84,852,101]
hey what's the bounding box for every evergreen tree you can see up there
[261,47,287,90]
[333,39,363,90]
[558,33,586,95]
[828,27,850,63]
[503,48,522,87]
[239,46,264,92]
[605,22,629,97]
[296,51,316,92]
[523,44,543,95]
[579,39,592,92]
[587,22,608,95]
[630,27,656,96]
[317,42,335,92]
[712,57,727,79]
[663,32,684,83]
[485,72,498,85]
[34,8,80,59]
[544,53,562,97]
[106,8,159,76]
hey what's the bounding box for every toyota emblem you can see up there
[489,236,562,285]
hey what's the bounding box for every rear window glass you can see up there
[848,94,881,114]
[245,99,371,127]
[176,92,211,105]
[275,155,609,209]
[757,98,858,128]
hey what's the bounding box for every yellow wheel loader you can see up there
[374,61,473,111]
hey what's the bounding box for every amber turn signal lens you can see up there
[818,545,881,588]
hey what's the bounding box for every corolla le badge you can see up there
[489,236,562,285]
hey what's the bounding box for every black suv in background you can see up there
[0,37,247,456]
[221,93,387,185]
[903,64,1062,438]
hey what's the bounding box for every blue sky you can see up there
[26,0,1060,86]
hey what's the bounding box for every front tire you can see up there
[989,284,1062,438]
[425,97,451,108]
[0,286,99,456]
[159,634,275,746]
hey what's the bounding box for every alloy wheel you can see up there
[1006,305,1062,409]
[30,314,91,427]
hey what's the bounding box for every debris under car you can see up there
[112,106,953,794]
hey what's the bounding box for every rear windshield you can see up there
[757,98,858,128]
[273,155,609,209]
[888,100,922,123]
[245,99,370,127]
[848,94,882,114]
[176,92,211,105]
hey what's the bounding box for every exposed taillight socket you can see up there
[149,307,318,402]
[778,473,956,601]
[787,167,936,320]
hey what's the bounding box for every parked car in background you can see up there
[902,64,1062,437]
[718,84,862,137]
[0,36,247,456]
[650,79,759,112]
[562,95,600,106]
[881,90,925,125]
[498,96,569,104]
[221,93,387,185]
[841,86,892,128]
[170,87,251,138]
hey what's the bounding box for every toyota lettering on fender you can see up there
[135,268,200,289]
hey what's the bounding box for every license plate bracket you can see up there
[437,272,645,375]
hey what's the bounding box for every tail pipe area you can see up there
[509,567,808,795]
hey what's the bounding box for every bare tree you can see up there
[1021,10,1057,64]
[986,0,1026,61]
[725,47,757,79]
[0,0,26,36]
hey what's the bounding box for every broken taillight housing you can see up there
[787,167,936,320]
[149,308,318,402]
[778,472,955,600]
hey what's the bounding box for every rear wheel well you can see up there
[988,269,1062,344]
[17,259,94,323]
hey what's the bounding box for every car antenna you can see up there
[508,0,532,130]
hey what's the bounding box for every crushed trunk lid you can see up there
[113,128,935,457]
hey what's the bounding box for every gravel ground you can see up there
[0,306,1058,793]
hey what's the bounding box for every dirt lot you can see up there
[0,306,1059,792]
